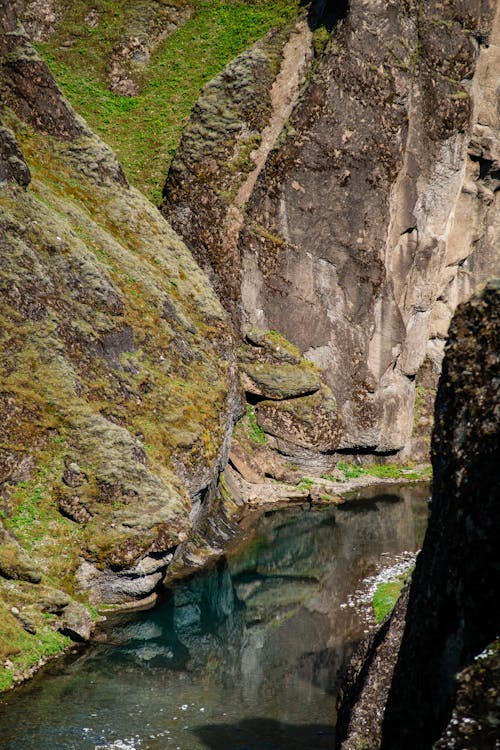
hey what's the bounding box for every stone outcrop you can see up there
[0,0,239,680]
[163,0,500,459]
[335,281,500,749]
[381,280,500,748]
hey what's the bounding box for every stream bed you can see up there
[0,483,429,750]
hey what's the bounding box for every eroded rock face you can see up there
[336,281,500,749]
[380,280,500,748]
[0,0,238,667]
[163,0,500,458]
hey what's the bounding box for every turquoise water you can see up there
[0,484,428,750]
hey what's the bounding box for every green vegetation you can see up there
[372,580,405,622]
[298,477,314,490]
[245,405,267,446]
[372,568,413,623]
[330,462,431,481]
[337,461,365,479]
[37,0,302,201]
[312,25,331,56]
[0,604,71,690]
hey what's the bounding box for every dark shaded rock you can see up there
[0,24,84,140]
[62,462,87,488]
[56,493,92,524]
[379,281,500,748]
[435,639,500,750]
[336,587,410,750]
[0,121,30,187]
[94,326,136,370]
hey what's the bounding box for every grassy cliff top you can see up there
[35,0,302,202]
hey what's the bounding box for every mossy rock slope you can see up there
[0,6,235,685]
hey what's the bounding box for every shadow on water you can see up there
[303,0,350,31]
[0,485,429,750]
[194,717,335,750]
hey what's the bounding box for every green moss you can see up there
[244,405,267,446]
[372,568,413,623]
[297,477,314,490]
[36,0,302,201]
[0,602,72,692]
[372,580,404,622]
[450,90,469,101]
[312,25,331,56]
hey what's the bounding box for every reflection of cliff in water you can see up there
[107,483,428,713]
[0,484,429,750]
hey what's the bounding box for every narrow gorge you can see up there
[0,0,498,748]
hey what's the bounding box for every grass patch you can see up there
[244,405,267,446]
[372,567,414,623]
[372,580,404,623]
[0,601,72,691]
[37,0,302,201]
[334,462,431,482]
[298,477,314,490]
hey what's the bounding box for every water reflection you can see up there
[0,484,428,750]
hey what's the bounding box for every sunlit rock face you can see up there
[163,0,500,457]
[381,280,500,749]
[0,0,238,673]
[335,281,500,750]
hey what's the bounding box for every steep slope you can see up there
[162,0,500,459]
[335,280,500,749]
[22,0,303,200]
[0,1,238,688]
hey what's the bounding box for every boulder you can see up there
[59,601,92,642]
[256,385,341,453]
[240,361,320,400]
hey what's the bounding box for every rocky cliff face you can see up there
[162,0,500,459]
[0,0,239,686]
[335,280,500,749]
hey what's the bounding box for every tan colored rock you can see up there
[229,442,265,483]
[256,385,341,453]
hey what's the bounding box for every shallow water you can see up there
[0,483,429,750]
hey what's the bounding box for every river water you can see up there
[0,483,429,750]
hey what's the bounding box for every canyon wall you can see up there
[336,280,500,749]
[163,0,500,460]
[0,0,240,683]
